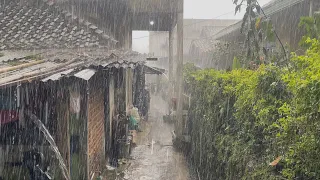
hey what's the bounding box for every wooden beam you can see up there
[0,60,44,74]
[169,28,174,82]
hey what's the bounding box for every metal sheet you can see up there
[73,68,97,81]
[213,0,305,40]
[0,48,148,85]
[144,66,165,75]
[41,68,75,82]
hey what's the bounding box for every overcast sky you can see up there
[133,0,273,53]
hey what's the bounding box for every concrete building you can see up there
[149,19,238,59]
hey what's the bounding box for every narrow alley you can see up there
[113,95,193,180]
[3,0,319,179]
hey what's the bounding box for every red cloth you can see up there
[0,110,19,125]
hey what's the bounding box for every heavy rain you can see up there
[0,0,320,179]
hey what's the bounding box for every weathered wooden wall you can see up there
[87,72,106,177]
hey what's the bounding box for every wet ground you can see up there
[113,95,193,180]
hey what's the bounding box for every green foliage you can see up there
[258,18,276,43]
[0,52,4,57]
[299,16,320,48]
[185,38,320,180]
[232,56,241,69]
[232,1,288,67]
[233,0,276,64]
[25,54,41,60]
[7,59,27,66]
[233,0,262,61]
[211,42,233,69]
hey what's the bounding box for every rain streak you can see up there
[0,0,320,180]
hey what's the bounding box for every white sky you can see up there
[132,0,272,53]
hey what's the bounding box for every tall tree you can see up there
[233,0,288,66]
[233,0,262,63]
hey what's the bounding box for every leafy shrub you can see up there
[185,38,320,179]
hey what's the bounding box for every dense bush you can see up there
[185,38,320,179]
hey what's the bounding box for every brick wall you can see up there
[88,74,105,175]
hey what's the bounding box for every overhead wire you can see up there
[190,0,291,58]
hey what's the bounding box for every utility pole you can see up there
[175,0,184,136]
[309,0,314,17]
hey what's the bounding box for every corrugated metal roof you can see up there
[39,61,162,82]
[74,69,97,81]
[42,68,75,82]
[0,49,147,86]
[0,0,162,86]
[263,0,305,16]
[200,26,234,38]
[212,0,307,40]
[144,66,165,75]
[104,60,141,69]
[190,39,219,53]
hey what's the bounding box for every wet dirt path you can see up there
[120,95,192,180]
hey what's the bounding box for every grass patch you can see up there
[7,59,27,66]
[6,54,42,66]
[25,54,41,60]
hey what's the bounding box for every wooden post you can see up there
[156,75,160,94]
[109,75,115,151]
[176,0,184,136]
[169,28,174,83]
[129,30,133,50]
[85,84,90,180]
[128,69,133,106]
[0,146,3,178]
[168,27,174,113]
[125,69,133,114]
[56,88,71,179]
